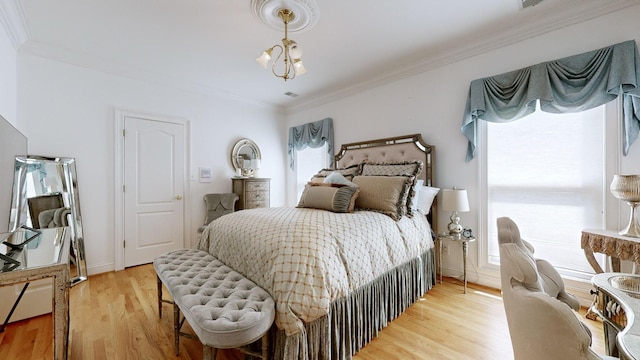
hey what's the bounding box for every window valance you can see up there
[461,40,640,161]
[288,117,334,169]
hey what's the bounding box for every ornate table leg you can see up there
[583,248,604,320]
[438,237,443,284]
[611,257,621,272]
[583,248,604,274]
[462,240,469,294]
[53,268,70,360]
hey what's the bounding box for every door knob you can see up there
[174,195,183,200]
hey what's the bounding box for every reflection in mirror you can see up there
[11,156,87,285]
[231,139,262,177]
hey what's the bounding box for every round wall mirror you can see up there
[231,138,261,177]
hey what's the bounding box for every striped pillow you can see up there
[297,183,360,213]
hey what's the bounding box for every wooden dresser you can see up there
[232,177,270,210]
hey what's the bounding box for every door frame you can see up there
[114,108,191,271]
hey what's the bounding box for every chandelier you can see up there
[256,8,307,81]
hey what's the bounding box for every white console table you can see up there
[0,227,70,360]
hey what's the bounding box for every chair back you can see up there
[497,217,602,360]
[197,193,239,234]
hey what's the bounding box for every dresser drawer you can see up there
[246,181,269,192]
[246,190,269,202]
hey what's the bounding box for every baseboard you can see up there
[87,262,115,276]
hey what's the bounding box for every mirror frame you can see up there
[11,155,87,285]
[230,138,261,177]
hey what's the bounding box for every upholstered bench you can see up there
[153,249,275,360]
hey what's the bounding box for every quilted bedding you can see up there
[198,206,433,337]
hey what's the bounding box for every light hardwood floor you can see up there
[0,264,606,359]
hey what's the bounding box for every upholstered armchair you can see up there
[38,207,71,228]
[497,217,612,360]
[197,193,239,234]
[27,193,65,228]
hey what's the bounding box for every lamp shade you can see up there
[288,41,303,59]
[442,188,470,212]
[293,59,307,75]
[256,50,272,68]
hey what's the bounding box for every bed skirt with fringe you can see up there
[272,248,436,360]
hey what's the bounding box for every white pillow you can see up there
[323,172,357,187]
[416,186,439,214]
[410,180,425,210]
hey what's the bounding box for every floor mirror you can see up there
[10,155,87,285]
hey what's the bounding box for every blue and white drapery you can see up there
[462,40,640,161]
[287,118,334,169]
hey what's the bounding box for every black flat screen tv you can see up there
[0,115,27,232]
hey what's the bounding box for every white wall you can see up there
[17,54,286,274]
[286,5,640,295]
[0,23,17,125]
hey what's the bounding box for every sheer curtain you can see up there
[486,105,606,276]
[287,118,334,169]
[462,40,640,161]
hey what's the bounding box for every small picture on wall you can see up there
[199,167,212,183]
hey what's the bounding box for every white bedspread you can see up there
[198,207,433,336]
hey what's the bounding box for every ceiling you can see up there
[5,0,639,110]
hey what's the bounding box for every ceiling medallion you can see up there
[250,0,320,33]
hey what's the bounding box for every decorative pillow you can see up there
[309,164,360,183]
[360,160,424,216]
[410,179,425,210]
[323,172,357,187]
[415,186,439,214]
[297,183,360,213]
[352,175,414,220]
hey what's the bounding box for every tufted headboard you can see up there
[334,134,436,226]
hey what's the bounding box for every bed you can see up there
[198,134,437,360]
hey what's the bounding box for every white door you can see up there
[123,116,185,267]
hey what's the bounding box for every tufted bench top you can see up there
[154,248,275,349]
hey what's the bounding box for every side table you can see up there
[437,233,476,293]
[581,229,640,274]
[0,227,70,360]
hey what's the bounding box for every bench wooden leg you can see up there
[261,332,269,359]
[203,345,218,360]
[157,275,162,318]
[174,303,180,356]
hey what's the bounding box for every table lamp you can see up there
[442,187,470,235]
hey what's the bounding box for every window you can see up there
[295,143,329,202]
[486,104,606,278]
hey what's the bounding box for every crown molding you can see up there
[286,0,640,113]
[0,0,30,49]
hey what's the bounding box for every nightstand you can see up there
[232,177,270,210]
[437,232,476,293]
